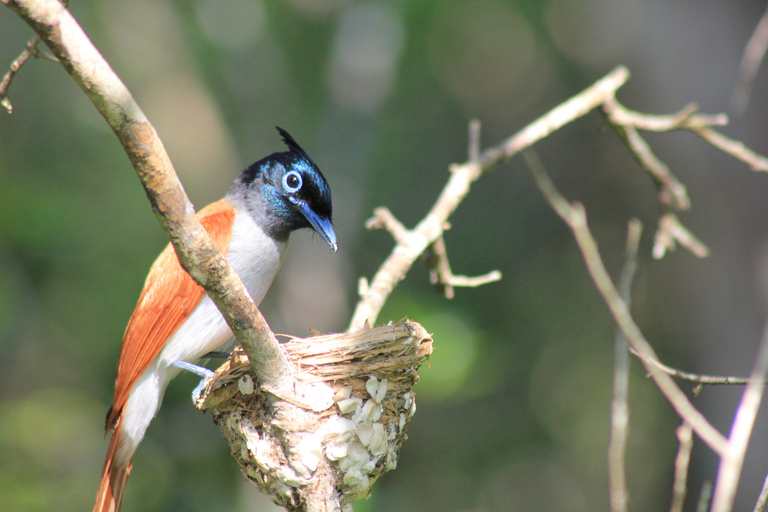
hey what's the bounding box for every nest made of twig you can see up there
[195,320,432,511]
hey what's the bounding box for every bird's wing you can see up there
[106,199,236,430]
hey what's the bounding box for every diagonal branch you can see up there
[3,0,294,391]
[731,3,768,113]
[524,149,728,455]
[348,66,631,331]
[710,315,768,512]
[0,35,47,113]
[653,213,710,259]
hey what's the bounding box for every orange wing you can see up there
[106,199,236,430]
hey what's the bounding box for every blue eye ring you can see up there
[283,171,303,193]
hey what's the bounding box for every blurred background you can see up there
[3,0,768,510]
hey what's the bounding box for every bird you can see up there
[94,127,337,512]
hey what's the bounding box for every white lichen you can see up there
[334,387,352,402]
[356,423,374,447]
[368,423,387,455]
[326,440,348,461]
[238,374,255,395]
[374,379,388,403]
[302,382,335,412]
[365,377,379,398]
[337,397,362,414]
[295,435,322,473]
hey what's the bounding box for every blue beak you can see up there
[291,198,338,252]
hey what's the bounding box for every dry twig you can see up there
[349,66,632,331]
[710,317,768,512]
[731,4,768,113]
[524,149,728,455]
[608,219,642,512]
[670,423,694,512]
[197,322,433,511]
[752,474,768,512]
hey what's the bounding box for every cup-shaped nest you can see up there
[196,320,433,512]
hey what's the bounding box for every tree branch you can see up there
[731,4,768,113]
[670,422,694,512]
[524,149,728,455]
[348,66,631,331]
[710,315,768,512]
[3,0,294,391]
[752,474,768,512]
[608,219,642,512]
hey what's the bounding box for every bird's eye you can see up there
[283,171,303,193]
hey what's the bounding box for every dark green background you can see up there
[2,1,768,511]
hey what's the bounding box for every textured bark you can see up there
[196,322,432,511]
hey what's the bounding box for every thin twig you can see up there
[697,482,714,512]
[614,122,690,210]
[468,118,481,162]
[604,100,728,132]
[608,219,642,512]
[423,235,502,299]
[670,422,694,512]
[692,127,768,172]
[653,213,710,259]
[1,35,43,113]
[731,4,768,113]
[366,207,408,243]
[632,349,758,386]
[524,149,728,455]
[752,474,768,512]
[348,66,631,331]
[710,315,768,512]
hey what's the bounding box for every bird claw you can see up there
[171,360,215,404]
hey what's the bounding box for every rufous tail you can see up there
[94,418,132,512]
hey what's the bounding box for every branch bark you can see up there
[348,66,631,331]
[524,149,729,455]
[3,0,295,391]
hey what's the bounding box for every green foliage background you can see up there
[2,1,768,511]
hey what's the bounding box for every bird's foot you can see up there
[171,360,215,404]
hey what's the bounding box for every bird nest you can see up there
[195,320,433,512]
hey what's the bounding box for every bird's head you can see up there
[232,127,337,252]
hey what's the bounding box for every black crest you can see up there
[277,127,312,162]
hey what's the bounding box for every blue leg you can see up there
[172,360,215,403]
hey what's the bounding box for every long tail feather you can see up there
[94,418,132,512]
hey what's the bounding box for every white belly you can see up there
[116,209,287,465]
[158,211,288,366]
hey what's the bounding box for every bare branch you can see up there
[653,213,710,259]
[348,66,631,331]
[366,207,408,243]
[468,118,481,162]
[422,235,502,299]
[692,127,768,172]
[697,482,714,512]
[670,423,694,512]
[710,315,768,512]
[731,4,768,113]
[608,219,642,512]
[604,100,728,132]
[0,35,47,113]
[632,349,758,386]
[752,474,768,512]
[524,149,728,455]
[4,0,294,391]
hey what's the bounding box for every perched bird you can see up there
[94,127,337,512]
